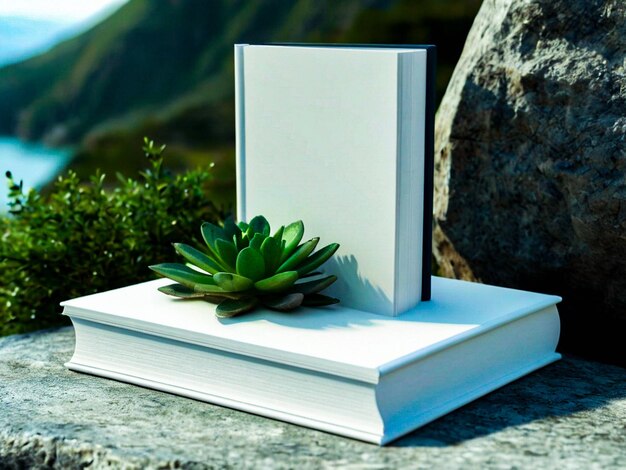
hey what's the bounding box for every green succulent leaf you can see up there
[244,225,255,242]
[300,270,322,278]
[216,297,259,318]
[254,270,298,293]
[302,293,340,307]
[295,243,340,276]
[249,215,271,237]
[260,236,282,275]
[223,216,243,247]
[249,232,266,251]
[214,239,238,271]
[291,275,337,295]
[234,226,249,250]
[263,293,304,312]
[213,272,254,292]
[277,238,319,273]
[280,220,304,261]
[194,288,249,299]
[234,235,248,251]
[272,225,284,241]
[158,283,210,298]
[150,263,216,288]
[236,247,266,281]
[173,243,223,274]
[202,294,238,304]
[154,215,340,317]
[201,222,226,252]
[193,282,236,295]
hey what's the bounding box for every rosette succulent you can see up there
[149,215,340,318]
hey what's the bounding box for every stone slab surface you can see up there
[1,327,625,469]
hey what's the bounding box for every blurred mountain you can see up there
[0,17,73,66]
[0,0,481,180]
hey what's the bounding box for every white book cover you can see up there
[61,276,561,444]
[235,44,433,316]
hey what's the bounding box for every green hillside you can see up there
[0,0,481,183]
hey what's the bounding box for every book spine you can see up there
[421,46,436,301]
[234,44,248,221]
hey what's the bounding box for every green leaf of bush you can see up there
[0,138,224,336]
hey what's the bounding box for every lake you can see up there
[0,136,71,212]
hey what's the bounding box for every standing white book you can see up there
[235,44,436,316]
[62,277,561,445]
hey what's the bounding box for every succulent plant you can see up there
[149,215,340,318]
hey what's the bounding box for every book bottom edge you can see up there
[64,360,384,444]
[65,352,560,446]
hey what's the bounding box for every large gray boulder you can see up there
[434,0,626,363]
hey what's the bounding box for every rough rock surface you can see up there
[1,327,625,469]
[433,0,626,364]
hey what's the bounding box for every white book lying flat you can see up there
[62,277,561,445]
[235,44,436,316]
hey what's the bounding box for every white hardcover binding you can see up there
[62,277,561,445]
[235,45,427,316]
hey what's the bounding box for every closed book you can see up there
[62,276,561,445]
[235,44,435,316]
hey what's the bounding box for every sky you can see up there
[0,0,128,22]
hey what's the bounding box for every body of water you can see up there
[0,136,71,212]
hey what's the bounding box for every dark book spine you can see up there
[421,46,436,301]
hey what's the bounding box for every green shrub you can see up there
[0,138,224,336]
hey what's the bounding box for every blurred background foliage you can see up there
[0,0,482,188]
[0,0,482,334]
[0,141,222,336]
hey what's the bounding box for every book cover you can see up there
[61,277,561,444]
[235,44,435,316]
